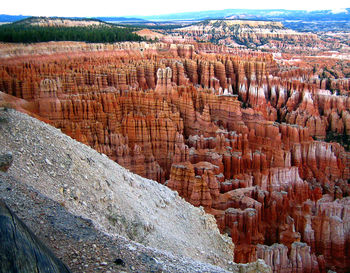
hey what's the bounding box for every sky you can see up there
[1,0,349,17]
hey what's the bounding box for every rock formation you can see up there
[0,41,349,273]
[168,20,320,52]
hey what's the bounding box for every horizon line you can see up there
[1,7,349,19]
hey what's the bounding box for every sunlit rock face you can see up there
[0,41,349,273]
[165,20,320,52]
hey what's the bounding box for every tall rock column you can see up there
[155,67,173,94]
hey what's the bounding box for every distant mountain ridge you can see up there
[0,15,149,24]
[12,16,112,27]
[0,14,29,23]
[1,8,349,32]
[140,8,350,21]
[140,8,350,31]
[1,8,349,23]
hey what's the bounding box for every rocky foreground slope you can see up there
[0,108,271,273]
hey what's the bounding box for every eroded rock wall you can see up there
[0,41,349,273]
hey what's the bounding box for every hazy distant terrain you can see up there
[1,8,349,31]
[140,8,350,21]
[142,8,350,31]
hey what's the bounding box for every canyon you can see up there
[0,38,349,273]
